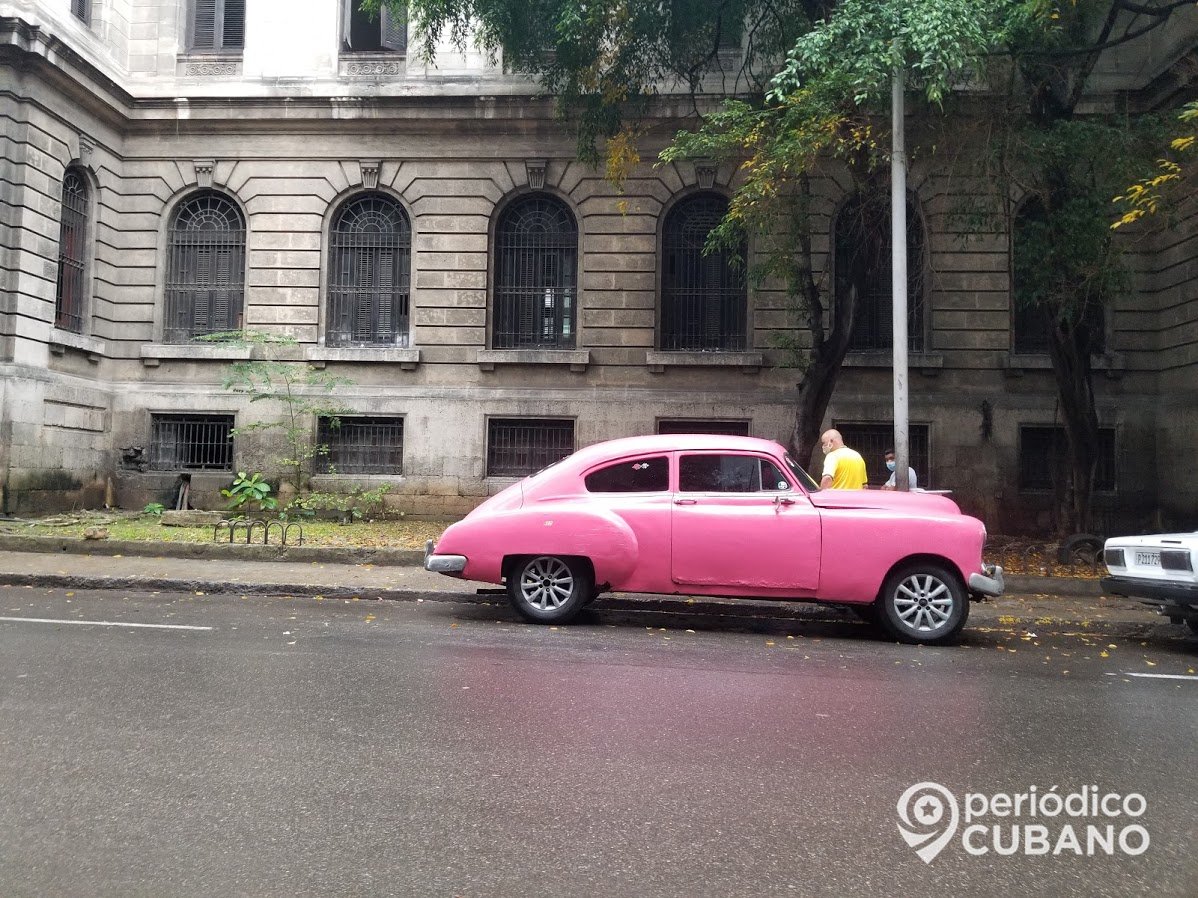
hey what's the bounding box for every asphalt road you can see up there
[1,586,1195,898]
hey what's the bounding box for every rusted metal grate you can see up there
[327,195,411,346]
[834,422,930,489]
[317,416,404,475]
[486,418,574,477]
[493,196,577,349]
[55,169,89,333]
[661,193,746,351]
[1019,425,1116,492]
[149,414,234,471]
[834,193,926,352]
[657,419,750,437]
[164,192,245,343]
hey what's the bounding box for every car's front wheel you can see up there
[506,555,592,624]
[878,563,968,645]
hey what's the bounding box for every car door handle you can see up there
[774,496,796,506]
[674,498,697,506]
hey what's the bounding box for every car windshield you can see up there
[783,454,820,492]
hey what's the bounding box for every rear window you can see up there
[584,456,669,493]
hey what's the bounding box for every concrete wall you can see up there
[1,4,1195,533]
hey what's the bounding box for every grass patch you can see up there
[0,511,449,550]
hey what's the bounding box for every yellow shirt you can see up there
[822,446,867,489]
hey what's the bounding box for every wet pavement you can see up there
[0,584,1196,897]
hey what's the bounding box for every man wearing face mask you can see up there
[881,448,918,491]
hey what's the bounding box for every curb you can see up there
[0,570,1167,640]
[0,533,1104,596]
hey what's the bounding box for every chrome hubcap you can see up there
[893,574,954,632]
[519,557,574,611]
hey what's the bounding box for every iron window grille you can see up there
[834,193,927,352]
[834,422,930,489]
[661,193,746,351]
[71,0,90,25]
[327,194,411,347]
[486,418,575,477]
[1019,425,1116,492]
[164,192,245,343]
[343,0,407,51]
[317,416,404,475]
[55,169,89,333]
[657,419,750,437]
[1012,198,1107,355]
[493,195,578,349]
[149,414,234,471]
[191,0,245,51]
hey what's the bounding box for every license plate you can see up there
[1135,551,1160,567]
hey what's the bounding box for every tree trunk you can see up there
[1046,312,1099,535]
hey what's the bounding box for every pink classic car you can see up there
[425,435,1004,644]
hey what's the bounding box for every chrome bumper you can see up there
[424,539,466,575]
[968,564,1004,598]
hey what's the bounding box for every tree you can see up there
[1114,100,1198,228]
[389,0,1191,527]
[201,331,351,497]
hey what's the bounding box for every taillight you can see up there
[1103,548,1125,568]
[1161,550,1194,573]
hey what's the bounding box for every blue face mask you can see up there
[886,460,896,472]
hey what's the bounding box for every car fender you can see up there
[434,504,640,586]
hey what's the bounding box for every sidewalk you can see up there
[0,536,1173,636]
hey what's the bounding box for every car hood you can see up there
[808,489,961,516]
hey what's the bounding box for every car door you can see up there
[670,451,821,591]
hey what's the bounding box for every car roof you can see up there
[568,434,787,467]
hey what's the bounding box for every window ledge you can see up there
[477,349,590,372]
[49,329,105,362]
[306,347,420,370]
[843,350,944,375]
[646,350,763,374]
[140,343,253,367]
[340,53,408,79]
[176,53,244,78]
[1002,351,1125,379]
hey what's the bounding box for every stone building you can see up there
[1,0,1196,533]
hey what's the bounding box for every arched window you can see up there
[327,194,412,347]
[834,192,927,352]
[661,192,746,351]
[164,191,245,343]
[1011,197,1106,354]
[55,168,90,333]
[493,194,578,349]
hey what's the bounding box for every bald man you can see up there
[819,429,868,490]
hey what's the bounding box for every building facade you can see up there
[2,0,1196,533]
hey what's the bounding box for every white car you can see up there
[1102,532,1198,633]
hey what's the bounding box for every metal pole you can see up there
[891,65,910,490]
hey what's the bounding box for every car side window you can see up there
[584,456,669,493]
[679,455,792,493]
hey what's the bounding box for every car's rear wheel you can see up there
[506,555,591,624]
[879,563,968,645]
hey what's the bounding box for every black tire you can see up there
[878,563,969,645]
[1057,533,1103,567]
[506,555,592,624]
